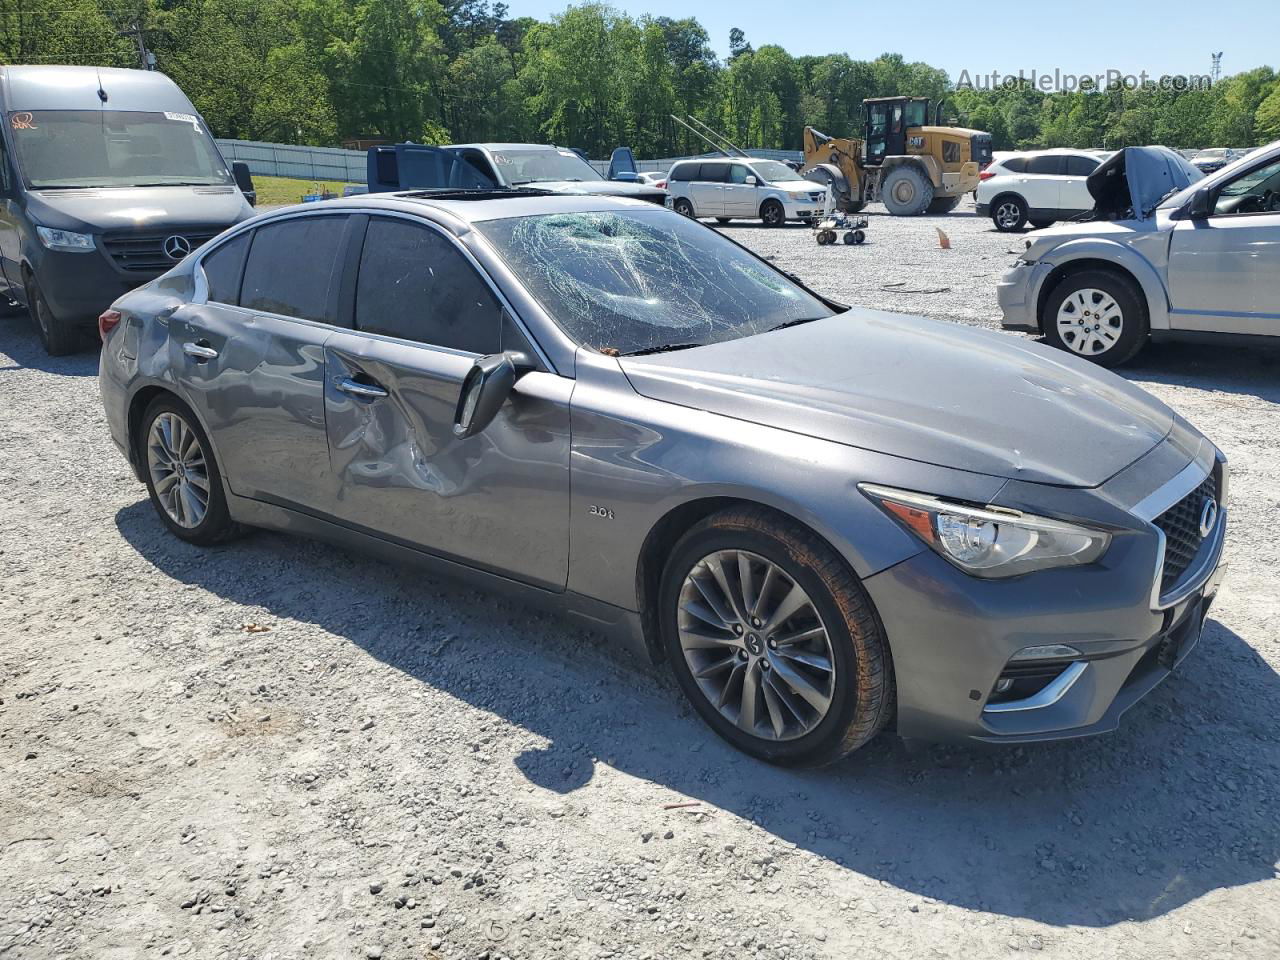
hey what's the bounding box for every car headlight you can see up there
[36,226,95,252]
[860,483,1111,578]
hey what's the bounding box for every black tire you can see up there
[1029,218,1055,229]
[760,199,785,227]
[880,165,934,215]
[990,195,1027,232]
[136,395,243,546]
[1041,268,1149,367]
[715,217,732,224]
[659,506,893,766]
[926,196,961,214]
[673,198,695,218]
[842,231,856,245]
[26,271,82,356]
[852,229,866,244]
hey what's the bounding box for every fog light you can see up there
[1009,644,1082,662]
[994,678,1014,693]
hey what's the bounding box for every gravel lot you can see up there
[2,201,1278,960]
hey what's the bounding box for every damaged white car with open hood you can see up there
[997,141,1280,366]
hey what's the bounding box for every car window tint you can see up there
[1001,157,1027,173]
[240,216,347,322]
[698,164,728,183]
[1027,155,1064,175]
[1064,156,1098,176]
[727,165,750,184]
[668,164,694,182]
[354,217,501,354]
[201,231,250,305]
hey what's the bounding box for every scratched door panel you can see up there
[322,332,572,590]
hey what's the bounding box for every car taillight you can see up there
[979,170,996,181]
[98,309,122,340]
[655,180,666,189]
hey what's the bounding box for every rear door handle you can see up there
[337,376,388,400]
[183,341,218,361]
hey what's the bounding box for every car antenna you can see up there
[95,68,108,103]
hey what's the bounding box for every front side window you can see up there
[1212,158,1280,216]
[476,209,834,356]
[6,110,232,189]
[354,217,501,354]
[202,232,251,305]
[727,164,750,184]
[750,160,804,183]
[240,216,348,323]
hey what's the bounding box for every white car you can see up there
[665,158,828,226]
[976,149,1107,231]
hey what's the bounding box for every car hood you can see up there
[24,184,252,233]
[1086,146,1202,220]
[619,310,1174,488]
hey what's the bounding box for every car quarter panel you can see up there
[564,350,1007,612]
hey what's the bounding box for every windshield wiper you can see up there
[621,342,704,357]
[767,316,825,333]
[129,180,227,187]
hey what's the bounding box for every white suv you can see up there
[665,158,828,226]
[976,149,1106,231]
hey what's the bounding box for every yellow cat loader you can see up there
[803,97,992,216]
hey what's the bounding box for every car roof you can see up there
[0,65,196,113]
[263,191,661,230]
[451,143,572,152]
[996,148,1099,160]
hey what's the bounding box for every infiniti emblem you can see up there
[1198,496,1218,538]
[162,235,192,260]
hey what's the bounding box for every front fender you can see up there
[1031,237,1170,332]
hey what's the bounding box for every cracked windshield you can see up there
[476,209,835,355]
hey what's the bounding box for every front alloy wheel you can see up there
[660,506,893,766]
[678,549,836,741]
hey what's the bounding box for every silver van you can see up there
[0,65,256,354]
[665,158,827,226]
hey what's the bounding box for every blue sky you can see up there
[507,0,1274,85]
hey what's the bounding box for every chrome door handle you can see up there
[337,377,388,400]
[183,341,218,361]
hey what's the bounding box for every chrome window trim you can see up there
[983,661,1087,714]
[190,205,557,375]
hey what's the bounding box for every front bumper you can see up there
[32,245,161,327]
[996,260,1052,333]
[782,196,828,221]
[862,446,1227,744]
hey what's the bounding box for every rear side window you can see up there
[240,216,348,322]
[1064,156,1099,176]
[697,164,728,183]
[1027,155,1065,176]
[354,217,501,354]
[201,232,250,305]
[1001,157,1027,173]
[668,164,695,182]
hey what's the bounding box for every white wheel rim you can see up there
[1056,288,1124,356]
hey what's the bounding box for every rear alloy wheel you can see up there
[660,506,893,766]
[673,198,695,218]
[26,272,81,356]
[1042,269,1148,367]
[991,196,1027,232]
[139,397,241,545]
[760,199,785,227]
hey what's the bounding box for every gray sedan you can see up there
[99,192,1227,765]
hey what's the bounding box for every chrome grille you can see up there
[1154,474,1218,591]
[101,230,220,273]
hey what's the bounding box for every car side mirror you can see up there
[453,351,531,439]
[1179,185,1213,220]
[745,175,758,186]
[231,161,257,206]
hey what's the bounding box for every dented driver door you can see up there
[320,215,572,590]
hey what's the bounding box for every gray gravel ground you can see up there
[1,200,1278,960]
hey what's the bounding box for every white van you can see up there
[665,158,827,226]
